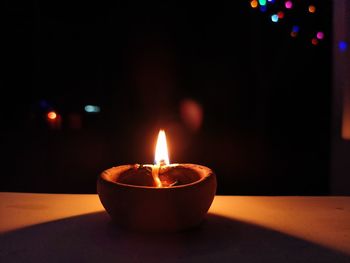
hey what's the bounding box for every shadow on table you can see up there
[1,212,349,262]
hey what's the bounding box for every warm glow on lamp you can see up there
[155,130,170,166]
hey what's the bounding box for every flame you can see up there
[155,130,170,165]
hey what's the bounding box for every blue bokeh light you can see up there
[39,100,50,109]
[260,5,267,12]
[339,41,348,52]
[292,25,299,33]
[271,14,279,22]
[85,105,101,113]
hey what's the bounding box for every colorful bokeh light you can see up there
[285,1,293,9]
[47,111,57,120]
[271,14,279,22]
[339,41,348,52]
[316,31,324,40]
[259,0,267,6]
[290,25,299,37]
[250,0,258,8]
[277,11,284,19]
[180,99,203,132]
[84,105,101,113]
[250,0,325,47]
[292,25,299,33]
[260,5,267,12]
[308,5,316,13]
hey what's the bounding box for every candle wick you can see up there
[152,164,162,188]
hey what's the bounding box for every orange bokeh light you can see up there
[180,99,203,132]
[308,5,316,13]
[250,0,258,8]
[47,111,57,120]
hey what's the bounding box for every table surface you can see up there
[0,193,350,263]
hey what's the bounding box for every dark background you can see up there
[2,1,332,195]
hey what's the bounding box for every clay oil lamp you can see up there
[97,130,217,232]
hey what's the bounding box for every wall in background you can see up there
[2,1,333,195]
